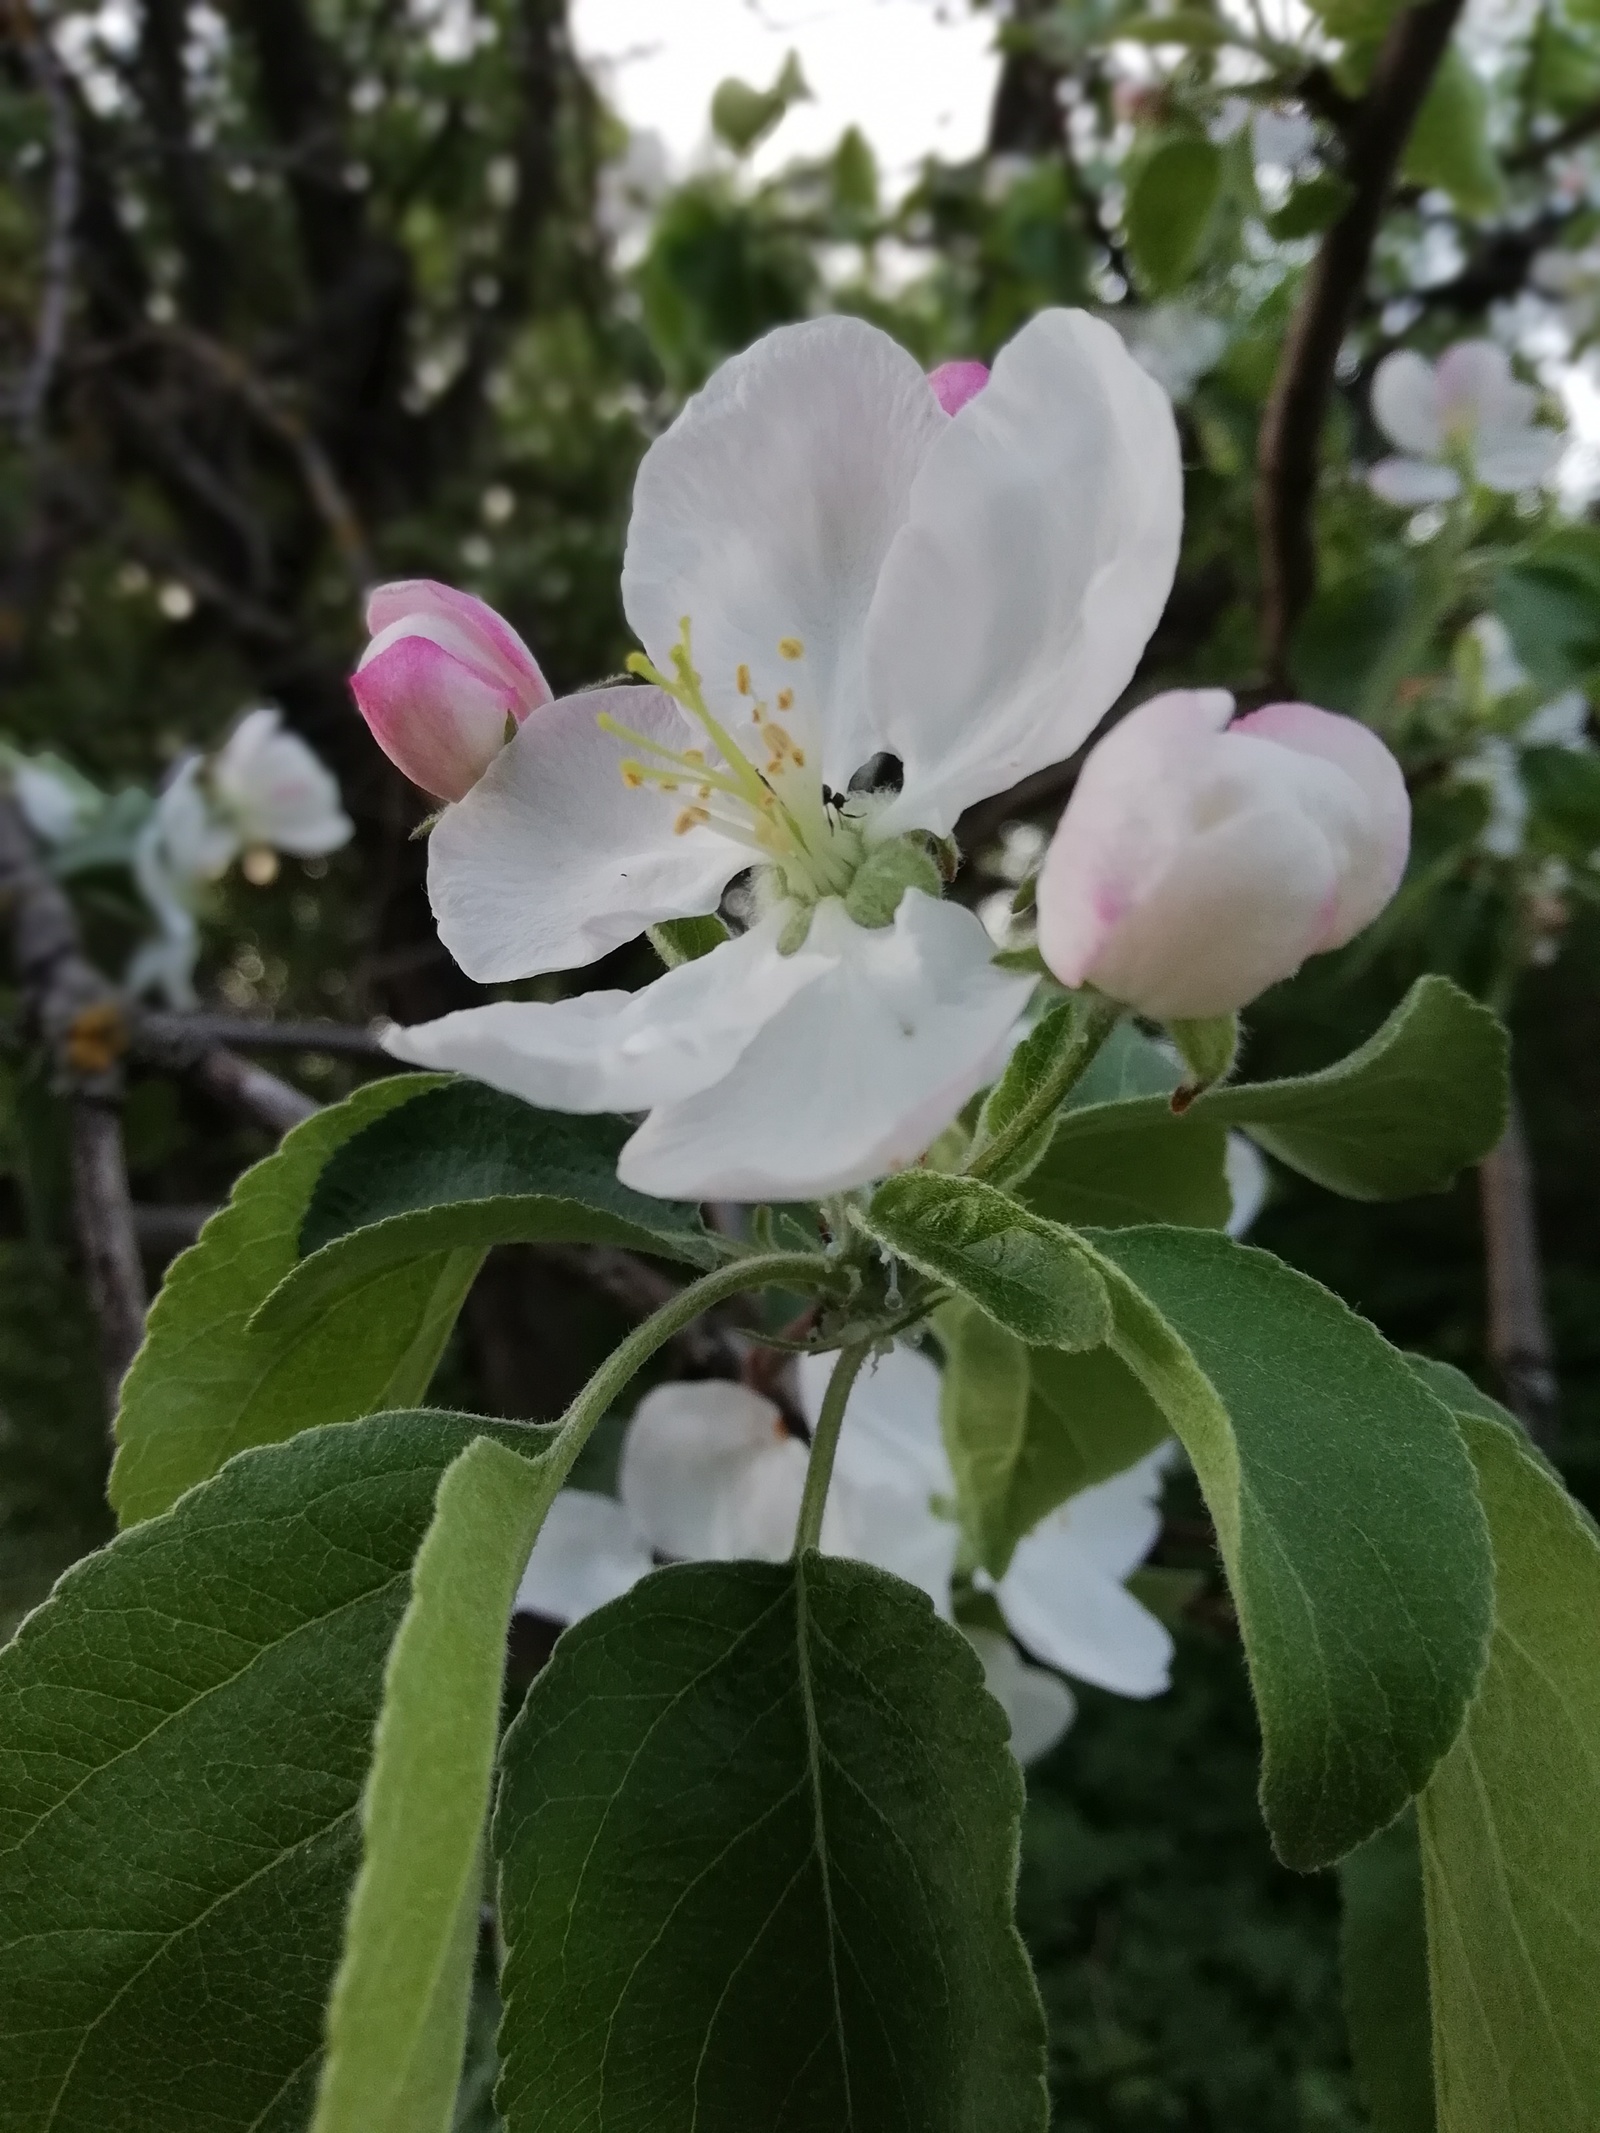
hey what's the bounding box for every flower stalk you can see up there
[963,997,1122,1185]
[792,1338,874,1555]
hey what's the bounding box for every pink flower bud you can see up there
[927,360,990,416]
[350,579,551,802]
[1037,691,1410,1020]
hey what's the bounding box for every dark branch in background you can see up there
[987,0,1130,284]
[1256,0,1467,687]
[0,792,145,1417]
[9,0,80,445]
[1506,94,1600,170]
[1479,1097,1559,1450]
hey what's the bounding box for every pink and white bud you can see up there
[1037,691,1410,1020]
[351,579,551,802]
[927,360,989,415]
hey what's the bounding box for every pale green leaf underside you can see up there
[311,1436,562,2133]
[1419,1413,1600,2133]
[0,1409,551,2133]
[493,1554,1049,2133]
[110,1075,474,1527]
[864,1171,1111,1349]
[1085,1226,1494,1868]
[1341,1807,1436,2133]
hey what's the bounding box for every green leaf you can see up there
[1402,47,1504,218]
[251,1080,715,1349]
[1290,564,1413,714]
[648,913,730,967]
[939,1301,1167,1575]
[1118,9,1234,42]
[863,1171,1112,1349]
[1126,135,1224,293]
[110,1076,480,1527]
[1082,1227,1494,1868]
[1341,1807,1436,2133]
[1266,171,1355,239]
[0,1408,550,2133]
[1418,1414,1600,2131]
[1199,978,1507,1197]
[1521,745,1600,864]
[311,1435,560,2133]
[493,1555,1049,2133]
[1496,529,1600,693]
[1022,1106,1231,1228]
[1029,978,1504,1213]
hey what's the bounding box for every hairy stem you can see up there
[1479,1094,1559,1451]
[963,997,1122,1185]
[792,1339,873,1556]
[541,1250,835,1492]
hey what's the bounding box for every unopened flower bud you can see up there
[1037,691,1410,1020]
[351,579,551,802]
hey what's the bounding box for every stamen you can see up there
[777,688,794,711]
[673,806,710,835]
[736,664,751,695]
[778,636,804,661]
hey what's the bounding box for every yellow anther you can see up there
[736,663,752,695]
[764,724,796,759]
[792,748,806,767]
[619,759,646,789]
[684,747,706,764]
[777,688,794,711]
[674,805,710,835]
[778,636,804,661]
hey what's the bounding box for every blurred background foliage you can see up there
[4,0,1600,2124]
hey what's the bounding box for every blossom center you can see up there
[600,618,867,904]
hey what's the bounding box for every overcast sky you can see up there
[569,0,1000,183]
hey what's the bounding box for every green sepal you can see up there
[842,834,943,928]
[1166,1013,1240,1100]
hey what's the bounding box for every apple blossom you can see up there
[128,708,351,1007]
[1367,341,1562,506]
[383,309,1182,1199]
[513,1345,1174,1764]
[351,579,551,802]
[1037,690,1410,1021]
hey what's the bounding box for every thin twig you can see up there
[1256,0,1467,687]
[1479,1094,1559,1451]
[1505,95,1600,170]
[0,790,146,1417]
[10,0,80,445]
[136,1009,388,1058]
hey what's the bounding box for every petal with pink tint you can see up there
[352,632,520,801]
[927,359,990,415]
[362,579,549,704]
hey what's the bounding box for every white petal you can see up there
[619,1379,807,1560]
[963,1626,1077,1764]
[796,1343,954,1500]
[1367,457,1460,507]
[1435,340,1535,439]
[869,310,1183,835]
[1524,689,1590,747]
[618,891,1032,1200]
[212,709,351,855]
[1224,1133,1269,1238]
[997,1515,1173,1698]
[822,1476,960,1614]
[514,1490,653,1624]
[1371,349,1443,456]
[427,684,746,981]
[1050,1445,1175,1579]
[621,316,947,776]
[1473,425,1563,493]
[382,907,833,1114]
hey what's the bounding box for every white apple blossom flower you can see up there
[128,709,352,1007]
[383,309,1182,1201]
[1367,341,1563,506]
[515,1344,1175,1765]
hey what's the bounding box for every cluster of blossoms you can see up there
[8,710,351,1007]
[349,305,1412,1754]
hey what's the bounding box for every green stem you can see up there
[541,1250,833,1493]
[792,1338,873,1556]
[963,997,1122,1185]
[1358,499,1480,728]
